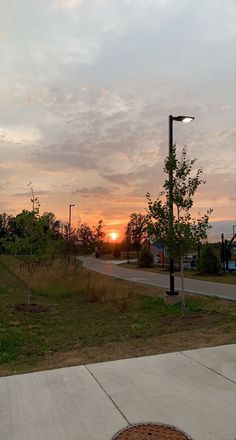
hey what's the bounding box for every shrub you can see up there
[139,248,154,268]
[199,244,221,274]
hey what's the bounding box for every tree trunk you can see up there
[180,255,185,316]
[27,260,32,305]
[27,241,33,304]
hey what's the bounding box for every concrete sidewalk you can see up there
[1,345,235,440]
[80,256,236,301]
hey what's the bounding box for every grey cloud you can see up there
[100,173,130,185]
[197,173,236,202]
[0,167,14,178]
[101,162,163,186]
[27,83,168,174]
[216,128,236,139]
[13,190,51,197]
[71,186,116,195]
[30,146,98,171]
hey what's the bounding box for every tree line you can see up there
[0,210,108,257]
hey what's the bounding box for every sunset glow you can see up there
[110,232,119,241]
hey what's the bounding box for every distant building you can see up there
[143,239,167,266]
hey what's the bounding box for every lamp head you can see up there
[173,115,195,123]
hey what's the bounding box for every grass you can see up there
[120,262,236,285]
[0,255,236,376]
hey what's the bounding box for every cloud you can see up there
[196,173,236,202]
[100,173,130,186]
[71,186,115,195]
[53,0,83,11]
[0,126,41,145]
[216,128,236,139]
[13,190,51,197]
[101,161,163,188]
[30,143,98,171]
[26,82,165,177]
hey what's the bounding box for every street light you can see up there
[68,204,77,262]
[167,115,195,295]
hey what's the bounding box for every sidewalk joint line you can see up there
[85,365,130,426]
[180,351,236,385]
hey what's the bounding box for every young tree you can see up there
[5,209,41,256]
[27,181,40,211]
[126,212,148,259]
[147,145,212,311]
[1,208,61,303]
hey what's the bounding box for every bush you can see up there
[139,248,154,268]
[199,244,221,274]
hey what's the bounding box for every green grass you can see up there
[0,255,235,376]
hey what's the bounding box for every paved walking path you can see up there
[80,256,236,301]
[1,345,235,440]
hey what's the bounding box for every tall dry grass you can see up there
[1,256,136,309]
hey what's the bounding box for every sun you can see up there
[110,232,118,241]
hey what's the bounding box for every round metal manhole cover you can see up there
[112,423,192,440]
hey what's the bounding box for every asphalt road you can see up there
[79,256,236,301]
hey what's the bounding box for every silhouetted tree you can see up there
[0,213,15,252]
[199,244,221,274]
[77,223,94,254]
[93,219,105,250]
[126,212,148,259]
[139,248,154,268]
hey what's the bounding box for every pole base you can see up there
[166,290,179,296]
[163,293,181,305]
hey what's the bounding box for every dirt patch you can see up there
[14,303,50,313]
[160,313,218,327]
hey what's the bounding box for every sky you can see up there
[0,0,235,240]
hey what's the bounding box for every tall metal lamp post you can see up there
[167,115,195,295]
[68,204,77,262]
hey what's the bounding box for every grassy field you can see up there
[0,255,236,376]
[120,262,236,285]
